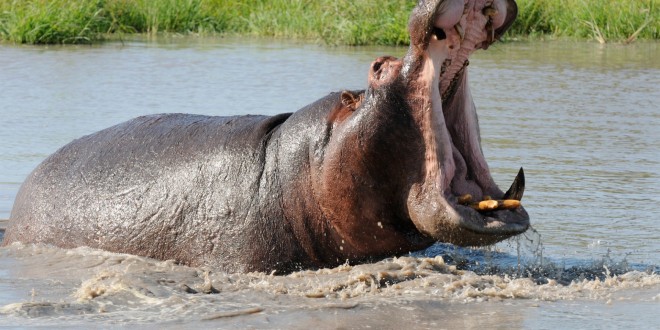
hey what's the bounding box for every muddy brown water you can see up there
[0,37,658,328]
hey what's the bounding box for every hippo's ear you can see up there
[327,91,364,124]
[340,91,363,110]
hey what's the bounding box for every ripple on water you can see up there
[0,242,658,327]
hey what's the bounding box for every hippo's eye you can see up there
[433,27,447,41]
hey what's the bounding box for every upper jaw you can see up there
[404,0,519,83]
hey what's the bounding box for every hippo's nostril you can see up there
[433,27,447,41]
[372,61,383,73]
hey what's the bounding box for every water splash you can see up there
[415,226,657,286]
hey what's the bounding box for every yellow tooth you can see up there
[500,200,521,209]
[470,199,522,212]
[455,24,465,41]
[458,194,473,204]
[483,195,492,201]
[471,200,499,211]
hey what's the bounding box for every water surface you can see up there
[0,37,658,328]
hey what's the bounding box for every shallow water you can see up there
[0,37,659,328]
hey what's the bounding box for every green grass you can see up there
[0,0,657,45]
[0,0,106,44]
[511,0,659,43]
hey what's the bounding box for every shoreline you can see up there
[0,0,657,46]
[1,33,659,49]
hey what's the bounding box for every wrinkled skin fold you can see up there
[3,0,529,273]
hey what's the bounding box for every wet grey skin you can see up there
[3,0,529,274]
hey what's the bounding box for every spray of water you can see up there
[415,225,656,286]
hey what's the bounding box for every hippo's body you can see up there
[3,0,530,273]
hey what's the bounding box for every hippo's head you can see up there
[315,0,528,254]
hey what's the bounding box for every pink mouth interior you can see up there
[428,1,510,204]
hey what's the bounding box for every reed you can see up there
[0,0,657,45]
[186,0,414,45]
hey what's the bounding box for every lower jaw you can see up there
[439,226,518,247]
[452,203,530,243]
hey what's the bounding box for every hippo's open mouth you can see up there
[437,0,528,241]
[399,0,529,245]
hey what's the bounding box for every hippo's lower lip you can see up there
[455,204,530,238]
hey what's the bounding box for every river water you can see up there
[0,37,658,329]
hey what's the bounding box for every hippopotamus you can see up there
[3,0,528,273]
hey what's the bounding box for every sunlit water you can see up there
[0,37,658,328]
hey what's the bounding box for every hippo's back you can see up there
[3,112,291,271]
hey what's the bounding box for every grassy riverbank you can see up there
[0,0,657,45]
